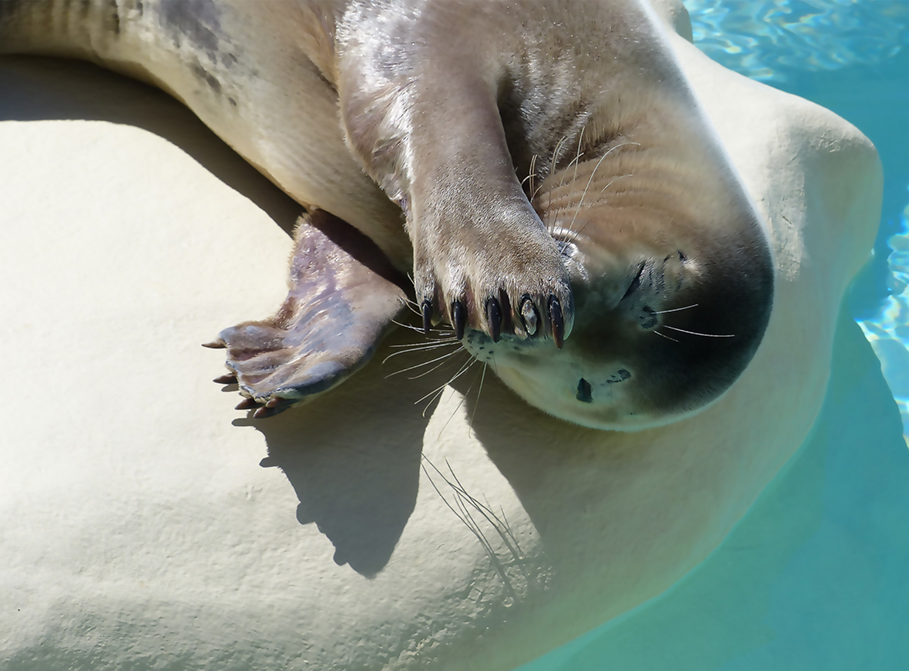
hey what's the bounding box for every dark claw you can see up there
[202,340,226,349]
[253,403,291,419]
[452,301,466,340]
[421,299,433,336]
[486,298,502,342]
[235,397,259,410]
[213,373,237,384]
[549,296,564,349]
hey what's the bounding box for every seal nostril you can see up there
[576,378,593,403]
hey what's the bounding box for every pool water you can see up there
[518,1,909,669]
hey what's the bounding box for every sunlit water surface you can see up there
[518,1,909,669]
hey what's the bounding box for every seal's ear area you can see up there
[208,210,408,418]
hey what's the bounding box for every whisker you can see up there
[415,352,476,406]
[392,319,453,336]
[664,325,735,338]
[529,154,537,197]
[550,136,568,175]
[437,361,485,436]
[386,349,464,378]
[653,330,679,342]
[407,349,463,379]
[564,150,612,235]
[564,144,640,239]
[571,126,586,185]
[398,296,422,316]
[598,172,633,194]
[382,340,460,363]
[469,362,489,433]
[388,338,458,349]
[419,359,477,416]
[654,303,699,314]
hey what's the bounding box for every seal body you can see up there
[0,0,773,428]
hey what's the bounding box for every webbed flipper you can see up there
[207,210,408,418]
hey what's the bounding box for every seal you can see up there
[0,0,773,429]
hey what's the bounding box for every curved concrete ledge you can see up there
[0,8,886,671]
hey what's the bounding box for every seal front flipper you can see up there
[338,7,574,346]
[209,210,408,418]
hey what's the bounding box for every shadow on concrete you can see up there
[0,56,302,237]
[0,56,429,578]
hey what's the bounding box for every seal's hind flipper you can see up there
[211,210,408,417]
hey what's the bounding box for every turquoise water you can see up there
[518,1,909,669]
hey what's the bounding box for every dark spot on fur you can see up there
[160,0,221,57]
[576,378,593,403]
[606,369,631,384]
[108,0,121,34]
[192,64,221,94]
[228,96,237,107]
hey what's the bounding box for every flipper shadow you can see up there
[234,334,436,577]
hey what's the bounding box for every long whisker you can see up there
[437,360,486,437]
[386,349,464,378]
[653,330,679,342]
[522,154,538,196]
[550,136,568,175]
[663,325,735,338]
[565,143,641,237]
[469,362,489,434]
[398,296,422,316]
[565,171,635,242]
[571,126,586,184]
[654,303,698,314]
[415,352,476,407]
[598,172,633,194]
[413,350,477,417]
[389,337,458,348]
[382,340,460,363]
[407,349,464,379]
[392,319,453,336]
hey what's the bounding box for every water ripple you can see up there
[687,0,909,82]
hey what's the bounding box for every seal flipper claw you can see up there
[213,373,237,384]
[235,397,259,411]
[421,299,433,336]
[549,296,565,349]
[452,301,466,341]
[487,298,502,342]
[216,210,407,416]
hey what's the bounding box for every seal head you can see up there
[464,119,774,430]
